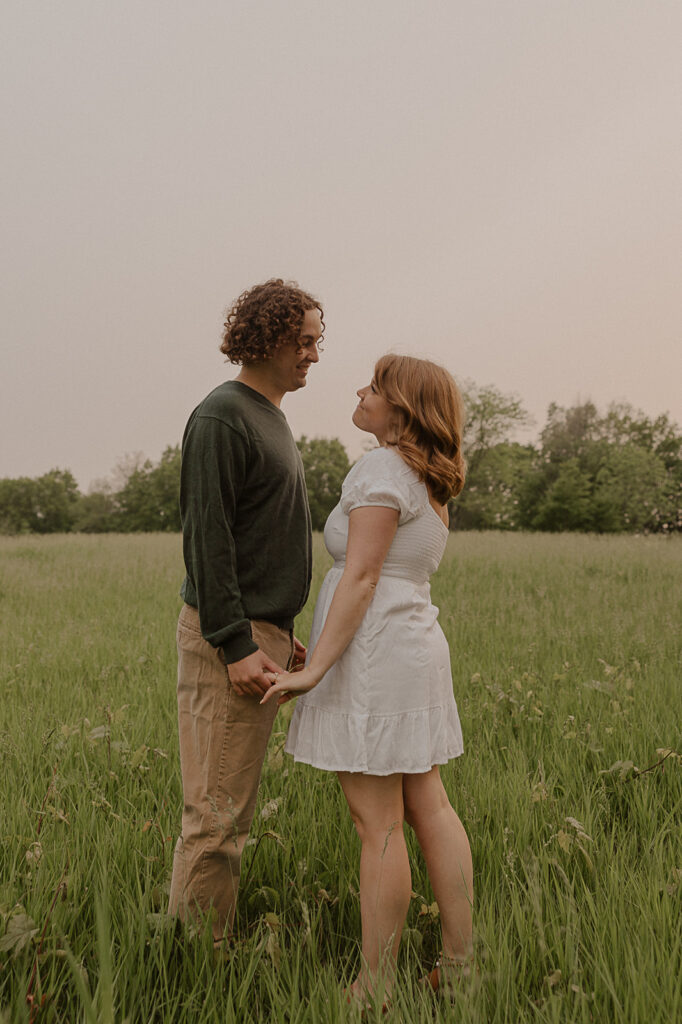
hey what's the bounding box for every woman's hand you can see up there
[260,667,319,706]
[291,636,307,671]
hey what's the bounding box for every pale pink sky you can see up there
[2,0,681,487]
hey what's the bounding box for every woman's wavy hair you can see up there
[220,279,324,364]
[374,354,466,503]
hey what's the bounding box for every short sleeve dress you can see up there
[284,446,463,776]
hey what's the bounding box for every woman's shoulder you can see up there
[341,446,428,522]
[352,445,417,481]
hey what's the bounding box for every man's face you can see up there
[270,308,322,392]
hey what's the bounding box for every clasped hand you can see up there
[260,666,319,706]
[224,637,307,698]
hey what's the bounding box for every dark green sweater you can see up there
[180,381,312,663]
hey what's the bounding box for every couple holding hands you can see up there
[168,279,473,1005]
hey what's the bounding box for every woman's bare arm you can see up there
[260,504,398,704]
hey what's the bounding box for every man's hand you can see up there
[291,636,307,672]
[225,649,285,698]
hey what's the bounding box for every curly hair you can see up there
[220,279,324,364]
[374,354,467,504]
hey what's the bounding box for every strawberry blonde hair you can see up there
[374,354,466,503]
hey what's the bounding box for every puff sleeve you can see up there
[340,447,427,525]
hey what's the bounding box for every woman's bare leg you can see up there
[337,771,411,998]
[403,766,473,963]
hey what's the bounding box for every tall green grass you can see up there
[1,533,680,1022]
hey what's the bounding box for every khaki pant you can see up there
[168,604,293,943]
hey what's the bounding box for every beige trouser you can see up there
[168,603,293,943]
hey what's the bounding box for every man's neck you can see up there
[235,366,285,408]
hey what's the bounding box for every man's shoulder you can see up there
[189,381,266,431]
[181,384,245,449]
[197,381,248,418]
[185,382,290,453]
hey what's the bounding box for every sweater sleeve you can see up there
[180,414,258,664]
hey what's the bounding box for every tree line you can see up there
[1,387,680,535]
[455,388,681,533]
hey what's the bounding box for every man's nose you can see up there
[308,345,320,363]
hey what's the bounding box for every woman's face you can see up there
[352,380,398,443]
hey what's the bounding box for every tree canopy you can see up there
[296,436,351,531]
[458,380,533,474]
[0,469,79,534]
[454,399,681,533]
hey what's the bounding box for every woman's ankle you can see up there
[439,941,474,970]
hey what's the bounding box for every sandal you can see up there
[419,953,475,995]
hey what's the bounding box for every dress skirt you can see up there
[284,566,463,776]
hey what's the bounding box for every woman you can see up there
[261,354,473,1004]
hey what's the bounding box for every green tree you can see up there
[588,443,677,533]
[453,442,535,530]
[0,477,34,533]
[74,489,118,533]
[148,445,183,531]
[459,381,532,474]
[539,401,601,464]
[601,403,682,470]
[297,437,350,531]
[116,446,181,532]
[32,469,80,532]
[448,382,532,529]
[0,469,79,534]
[530,458,593,532]
[526,402,681,533]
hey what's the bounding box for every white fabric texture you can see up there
[285,446,463,775]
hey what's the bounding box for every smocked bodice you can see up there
[322,446,449,586]
[324,500,447,585]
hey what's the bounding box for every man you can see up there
[168,278,324,944]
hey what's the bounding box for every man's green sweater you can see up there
[180,381,312,664]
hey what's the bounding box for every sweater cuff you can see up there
[221,632,259,665]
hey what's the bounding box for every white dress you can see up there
[285,446,463,776]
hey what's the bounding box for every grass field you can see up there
[0,532,680,1023]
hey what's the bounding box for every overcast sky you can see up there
[2,0,681,488]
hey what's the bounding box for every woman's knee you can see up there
[403,770,450,830]
[339,772,405,842]
[350,809,405,846]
